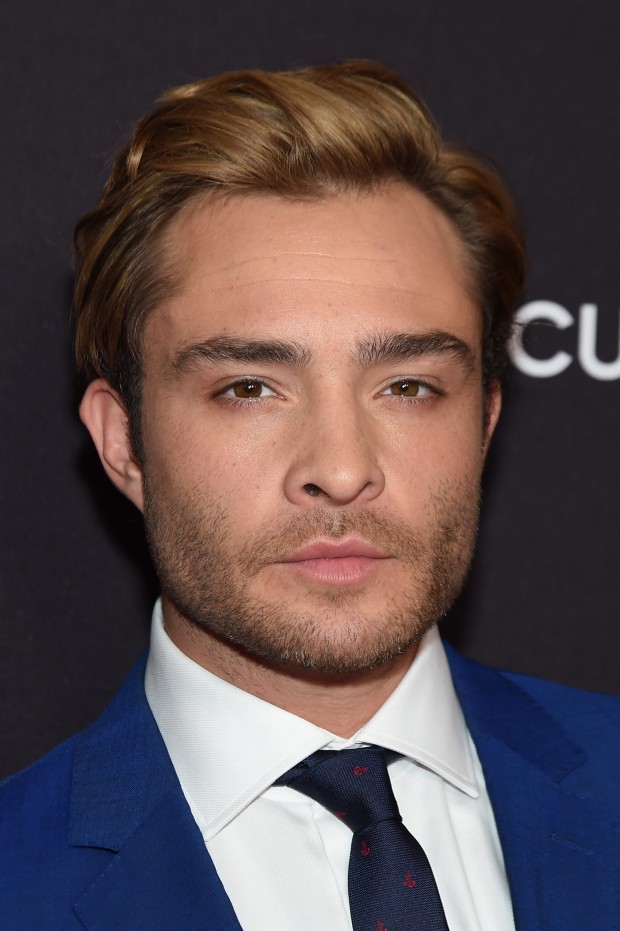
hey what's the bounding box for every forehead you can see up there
[149,183,480,351]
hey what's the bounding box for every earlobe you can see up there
[482,381,502,456]
[79,379,144,512]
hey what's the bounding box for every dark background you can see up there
[1,0,619,780]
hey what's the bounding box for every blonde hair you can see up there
[74,60,526,447]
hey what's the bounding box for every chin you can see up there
[200,603,438,676]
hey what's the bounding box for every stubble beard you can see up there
[142,477,480,675]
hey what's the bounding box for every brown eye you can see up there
[390,380,421,397]
[232,381,263,398]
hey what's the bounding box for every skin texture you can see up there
[81,183,500,736]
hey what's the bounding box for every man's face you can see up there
[136,183,498,674]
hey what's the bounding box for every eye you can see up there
[220,380,277,400]
[382,379,434,399]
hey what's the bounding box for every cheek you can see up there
[387,411,486,486]
[143,403,284,512]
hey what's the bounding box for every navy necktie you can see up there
[276,746,449,931]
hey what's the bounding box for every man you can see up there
[1,61,618,930]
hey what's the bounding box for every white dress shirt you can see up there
[145,602,515,930]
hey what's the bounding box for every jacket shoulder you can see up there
[503,665,620,766]
[446,643,620,806]
[0,661,152,928]
[446,640,620,731]
[0,734,113,927]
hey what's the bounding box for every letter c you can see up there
[509,301,574,377]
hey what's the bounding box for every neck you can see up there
[161,599,419,737]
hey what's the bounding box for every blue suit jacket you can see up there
[2,646,619,930]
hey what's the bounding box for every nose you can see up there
[283,395,385,507]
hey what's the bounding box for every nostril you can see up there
[304,483,321,497]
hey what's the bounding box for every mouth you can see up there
[277,537,391,584]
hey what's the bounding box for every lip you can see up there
[280,538,389,562]
[277,538,390,584]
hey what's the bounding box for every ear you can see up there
[482,380,502,458]
[79,379,144,512]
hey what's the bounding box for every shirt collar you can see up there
[145,601,478,840]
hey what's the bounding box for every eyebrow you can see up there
[356,331,476,373]
[172,337,312,372]
[170,329,476,374]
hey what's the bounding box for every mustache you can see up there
[238,508,426,569]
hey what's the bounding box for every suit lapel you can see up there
[68,657,242,931]
[73,786,242,930]
[446,646,620,931]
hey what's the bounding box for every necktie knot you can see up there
[276,746,401,834]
